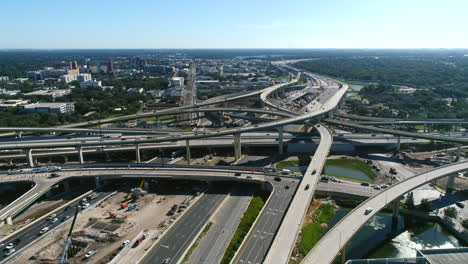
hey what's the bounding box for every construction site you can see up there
[8,178,207,264]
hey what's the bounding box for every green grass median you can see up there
[324,159,375,182]
[220,193,268,264]
[297,203,336,255]
[182,222,213,264]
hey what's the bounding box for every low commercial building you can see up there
[61,73,92,83]
[0,99,29,110]
[23,89,71,98]
[0,76,9,82]
[22,102,75,114]
[0,88,20,96]
[80,79,102,88]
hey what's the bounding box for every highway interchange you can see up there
[1,59,467,264]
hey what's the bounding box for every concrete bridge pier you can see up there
[234,133,242,161]
[95,177,103,189]
[5,216,13,225]
[185,139,191,165]
[447,174,456,192]
[277,126,284,154]
[62,181,70,193]
[135,144,141,163]
[328,111,334,119]
[392,199,400,229]
[396,136,401,152]
[26,149,34,167]
[77,146,84,164]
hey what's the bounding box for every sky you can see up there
[1,0,467,49]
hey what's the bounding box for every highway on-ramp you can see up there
[302,161,468,264]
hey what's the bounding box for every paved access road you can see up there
[0,191,111,263]
[139,192,226,264]
[232,177,299,264]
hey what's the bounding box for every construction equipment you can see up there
[58,207,80,264]
[106,211,127,219]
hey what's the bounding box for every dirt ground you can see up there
[11,186,201,264]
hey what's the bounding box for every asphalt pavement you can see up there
[139,192,226,264]
[232,177,299,264]
[0,191,111,263]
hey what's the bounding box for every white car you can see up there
[82,203,90,208]
[5,243,14,249]
[50,217,59,223]
[120,240,130,248]
[85,249,97,258]
[40,227,50,234]
[4,248,15,256]
[48,214,57,220]
[365,207,373,215]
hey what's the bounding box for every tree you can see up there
[444,206,458,219]
[462,219,468,230]
[404,192,415,209]
[420,198,432,212]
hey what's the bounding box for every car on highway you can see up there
[4,248,15,256]
[50,217,59,223]
[82,203,90,208]
[120,240,130,249]
[456,202,465,208]
[162,258,171,264]
[246,175,253,179]
[305,184,310,190]
[365,207,373,215]
[285,185,290,189]
[373,185,381,190]
[5,243,14,250]
[361,182,370,186]
[312,169,317,175]
[234,172,241,176]
[274,177,281,182]
[50,173,61,178]
[84,249,97,258]
[47,214,57,220]
[39,227,50,235]
[61,215,71,222]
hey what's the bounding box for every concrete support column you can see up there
[135,144,141,163]
[396,136,401,152]
[26,149,34,167]
[234,133,242,161]
[17,132,23,138]
[77,146,84,164]
[95,177,103,189]
[6,216,13,225]
[277,126,284,155]
[447,174,456,191]
[328,111,334,119]
[63,181,70,193]
[424,123,427,133]
[392,199,400,229]
[185,139,191,165]
[456,145,461,161]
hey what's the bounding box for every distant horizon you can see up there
[1,48,468,51]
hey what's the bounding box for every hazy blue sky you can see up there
[1,0,467,49]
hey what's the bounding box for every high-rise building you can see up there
[108,59,115,73]
[67,61,80,75]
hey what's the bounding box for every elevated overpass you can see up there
[336,113,468,125]
[324,119,468,145]
[265,123,333,264]
[0,166,267,225]
[302,161,468,264]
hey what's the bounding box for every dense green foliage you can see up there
[297,203,336,255]
[444,206,458,219]
[324,159,375,182]
[295,56,468,97]
[220,194,267,264]
[348,83,468,119]
[420,198,432,212]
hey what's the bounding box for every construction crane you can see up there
[58,207,80,264]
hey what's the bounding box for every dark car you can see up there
[285,185,290,189]
[360,182,370,186]
[456,202,465,208]
[305,184,310,190]
[234,172,241,176]
[274,177,281,182]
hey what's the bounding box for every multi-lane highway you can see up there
[139,192,226,264]
[232,177,299,264]
[0,191,111,263]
